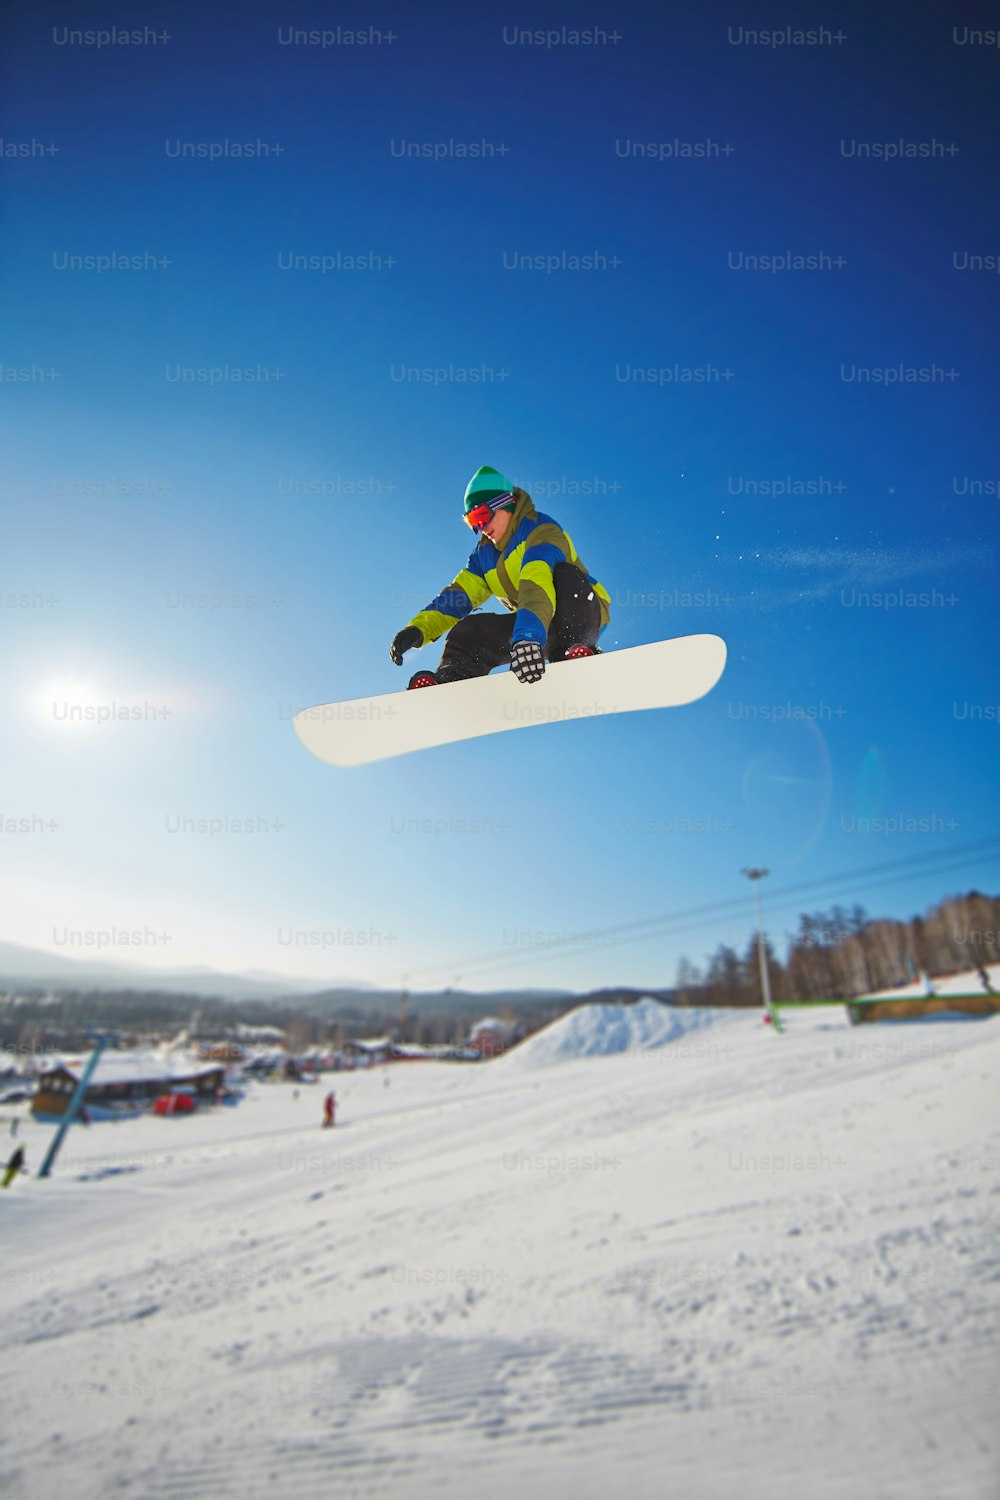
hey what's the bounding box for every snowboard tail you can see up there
[293,633,726,768]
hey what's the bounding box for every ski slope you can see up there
[866,961,1000,1000]
[2,1001,998,1500]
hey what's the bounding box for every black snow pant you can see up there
[437,563,601,682]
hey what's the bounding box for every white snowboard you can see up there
[293,633,727,768]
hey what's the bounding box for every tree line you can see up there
[674,890,999,1008]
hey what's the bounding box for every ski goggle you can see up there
[464,492,514,532]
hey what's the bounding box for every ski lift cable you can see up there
[389,834,1000,989]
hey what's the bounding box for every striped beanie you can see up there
[463,465,515,515]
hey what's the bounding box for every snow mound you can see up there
[500,998,735,1068]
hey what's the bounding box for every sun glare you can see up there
[31,678,108,729]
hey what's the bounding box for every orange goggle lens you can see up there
[464,502,493,531]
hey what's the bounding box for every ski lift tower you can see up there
[741,867,780,1032]
[37,1028,118,1178]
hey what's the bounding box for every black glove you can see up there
[510,640,545,684]
[390,626,422,666]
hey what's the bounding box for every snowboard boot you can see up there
[564,643,602,660]
[407,669,439,689]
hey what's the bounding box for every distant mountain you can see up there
[0,942,581,1009]
[0,941,668,1013]
[0,942,354,1001]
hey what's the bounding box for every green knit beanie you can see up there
[463,465,515,514]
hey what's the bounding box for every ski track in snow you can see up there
[1,1004,998,1500]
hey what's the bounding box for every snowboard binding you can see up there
[407,670,439,690]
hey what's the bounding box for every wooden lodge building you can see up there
[32,1052,226,1121]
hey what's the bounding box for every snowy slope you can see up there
[1,1006,998,1500]
[773,962,1000,1040]
[864,960,1000,1001]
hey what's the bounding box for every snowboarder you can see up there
[390,467,611,688]
[2,1144,26,1187]
[323,1091,336,1128]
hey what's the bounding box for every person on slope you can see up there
[2,1143,26,1187]
[390,466,611,688]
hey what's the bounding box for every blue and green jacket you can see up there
[407,489,611,648]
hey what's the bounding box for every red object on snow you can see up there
[323,1091,336,1126]
[762,1013,773,1025]
[153,1092,196,1116]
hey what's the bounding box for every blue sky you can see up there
[2,0,998,992]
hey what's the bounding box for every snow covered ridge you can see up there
[498,997,739,1068]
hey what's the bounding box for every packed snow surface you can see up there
[500,996,733,1066]
[2,1001,998,1500]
